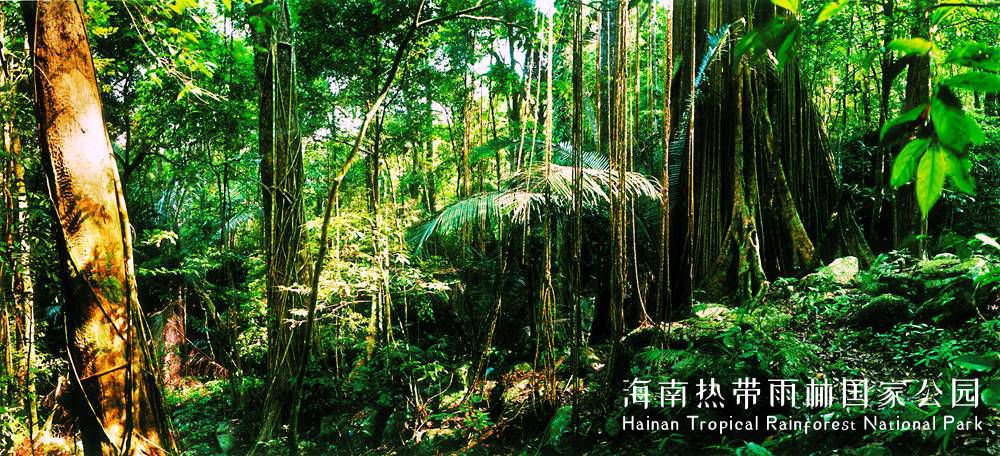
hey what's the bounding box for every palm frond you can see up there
[553,142,610,170]
[411,163,660,252]
[667,23,735,208]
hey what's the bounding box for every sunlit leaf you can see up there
[816,0,846,24]
[915,147,947,219]
[771,0,799,14]
[977,233,1000,251]
[888,37,934,56]
[931,6,957,25]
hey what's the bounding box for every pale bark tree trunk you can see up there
[24,1,175,453]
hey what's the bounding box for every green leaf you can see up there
[816,1,846,24]
[861,49,881,69]
[977,233,1000,251]
[891,138,930,187]
[942,150,975,195]
[915,147,947,219]
[931,87,984,151]
[169,0,197,15]
[931,6,958,26]
[741,442,773,456]
[946,43,1000,72]
[982,383,1000,407]
[775,26,801,70]
[771,0,799,14]
[954,353,1000,372]
[880,105,926,144]
[944,71,1000,93]
[888,38,934,56]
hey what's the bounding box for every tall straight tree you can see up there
[22,0,175,453]
[250,0,310,446]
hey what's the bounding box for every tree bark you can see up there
[251,0,312,446]
[24,1,175,453]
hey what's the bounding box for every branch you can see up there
[417,1,499,28]
[928,2,1000,9]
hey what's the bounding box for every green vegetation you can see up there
[0,0,998,454]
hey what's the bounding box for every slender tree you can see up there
[250,0,312,448]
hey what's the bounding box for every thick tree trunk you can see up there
[251,0,311,445]
[24,1,175,453]
[674,0,870,304]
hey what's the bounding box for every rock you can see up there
[694,303,730,319]
[801,257,859,288]
[216,421,237,454]
[825,256,859,285]
[851,294,911,331]
[544,405,573,448]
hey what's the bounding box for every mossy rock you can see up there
[801,257,860,288]
[851,294,912,331]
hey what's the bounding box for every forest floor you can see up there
[166,248,1000,455]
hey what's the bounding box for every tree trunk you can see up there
[893,0,930,253]
[24,1,175,453]
[251,0,311,445]
[672,0,870,305]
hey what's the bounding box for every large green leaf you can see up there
[816,0,846,24]
[931,88,984,152]
[942,150,975,195]
[946,42,1000,72]
[916,147,947,218]
[954,353,1000,372]
[931,6,958,25]
[888,37,934,56]
[983,382,1000,408]
[945,71,1000,93]
[891,138,930,187]
[771,0,799,14]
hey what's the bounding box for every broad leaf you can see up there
[954,353,1000,372]
[931,6,958,25]
[977,233,1000,251]
[771,0,799,14]
[916,147,947,219]
[888,37,933,56]
[931,87,984,152]
[891,138,929,187]
[816,0,846,24]
[983,383,1000,408]
[945,71,1000,93]
[946,42,1000,72]
[942,150,975,195]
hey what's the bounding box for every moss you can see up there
[851,294,912,331]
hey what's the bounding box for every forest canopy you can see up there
[0,0,999,454]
